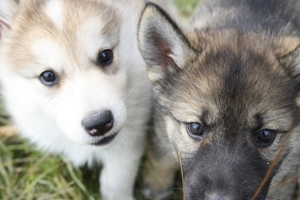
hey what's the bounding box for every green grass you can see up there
[0,136,183,200]
[175,0,200,17]
[0,88,9,127]
[0,136,100,200]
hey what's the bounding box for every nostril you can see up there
[82,110,114,136]
[100,115,114,131]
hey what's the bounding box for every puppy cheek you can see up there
[165,116,198,155]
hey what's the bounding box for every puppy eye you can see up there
[187,122,204,140]
[255,129,276,148]
[97,49,113,66]
[39,70,58,86]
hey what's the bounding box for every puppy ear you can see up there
[138,3,195,82]
[276,38,300,77]
[0,0,19,42]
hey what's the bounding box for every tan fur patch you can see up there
[143,143,178,191]
[2,0,121,74]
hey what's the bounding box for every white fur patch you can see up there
[148,65,165,82]
[43,0,64,30]
[80,19,105,60]
[80,18,119,61]
[31,39,65,74]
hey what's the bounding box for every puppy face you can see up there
[0,0,131,145]
[155,34,299,199]
[138,4,300,199]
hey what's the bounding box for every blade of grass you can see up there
[66,161,96,200]
[178,151,186,200]
[252,99,300,199]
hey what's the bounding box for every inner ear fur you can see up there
[0,0,19,41]
[138,3,196,82]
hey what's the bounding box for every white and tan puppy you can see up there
[0,0,152,199]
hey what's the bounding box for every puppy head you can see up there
[0,0,135,146]
[138,3,300,199]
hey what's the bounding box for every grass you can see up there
[0,88,9,127]
[0,1,199,200]
[0,136,99,200]
[175,0,200,17]
[0,135,183,200]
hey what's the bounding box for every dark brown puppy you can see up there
[138,0,300,199]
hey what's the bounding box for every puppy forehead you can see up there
[40,0,120,53]
[4,0,122,72]
[43,0,64,30]
[31,38,65,70]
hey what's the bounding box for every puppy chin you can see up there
[90,132,118,146]
[65,129,119,146]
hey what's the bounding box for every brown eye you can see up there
[39,70,58,86]
[256,129,276,148]
[187,122,204,140]
[97,49,113,66]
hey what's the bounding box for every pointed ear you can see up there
[138,3,196,82]
[0,0,19,42]
[277,38,300,77]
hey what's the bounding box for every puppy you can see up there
[0,0,152,199]
[138,0,300,199]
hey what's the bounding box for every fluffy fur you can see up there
[138,0,300,199]
[0,0,152,199]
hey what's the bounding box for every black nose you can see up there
[82,110,114,136]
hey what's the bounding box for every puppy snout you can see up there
[82,110,114,136]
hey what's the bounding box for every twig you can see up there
[252,101,300,199]
[178,151,186,200]
[269,174,299,189]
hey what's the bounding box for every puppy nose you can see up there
[82,110,114,136]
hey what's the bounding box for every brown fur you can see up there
[2,0,121,73]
